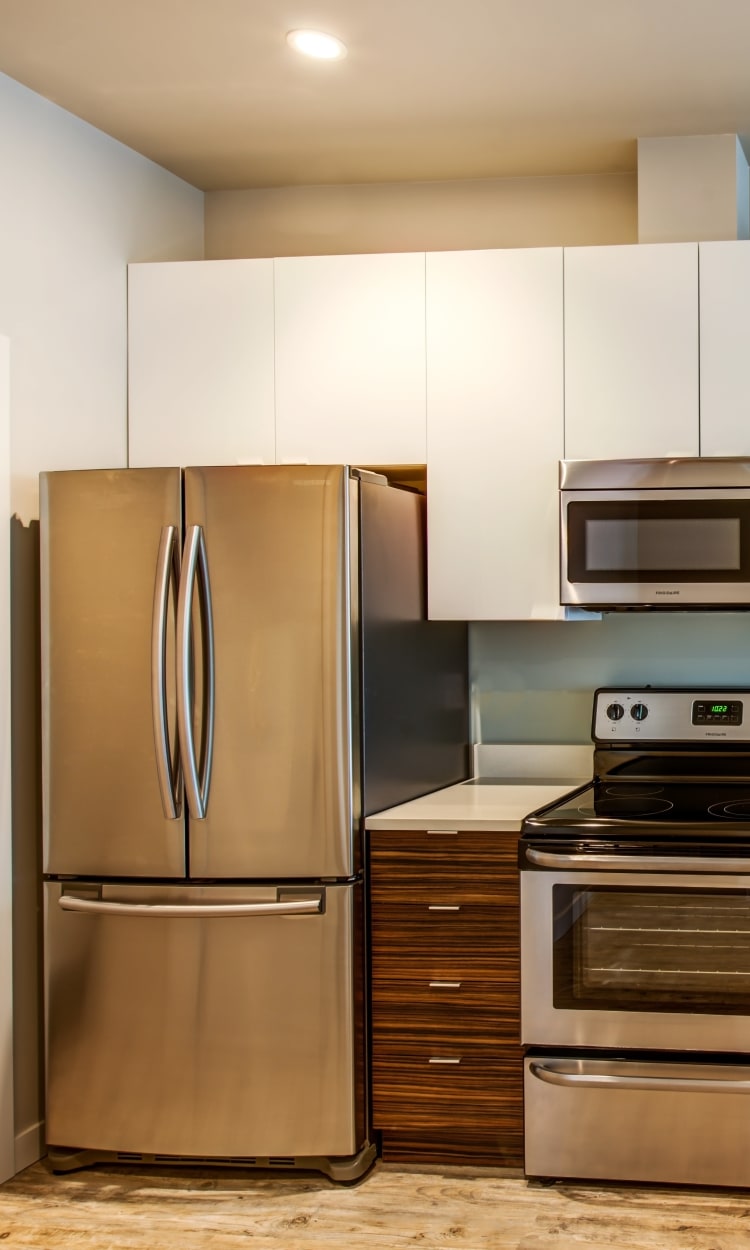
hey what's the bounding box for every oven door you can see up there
[560,488,750,608]
[521,845,750,1050]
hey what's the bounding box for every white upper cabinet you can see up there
[274,253,426,465]
[564,244,699,460]
[426,248,564,620]
[127,261,275,467]
[699,241,750,456]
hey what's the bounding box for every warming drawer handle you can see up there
[176,525,215,820]
[58,895,323,919]
[528,1061,750,1095]
[151,526,182,820]
[525,847,750,874]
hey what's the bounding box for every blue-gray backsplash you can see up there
[470,614,750,745]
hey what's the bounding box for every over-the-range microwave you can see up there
[560,457,750,610]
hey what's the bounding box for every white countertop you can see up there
[365,776,587,831]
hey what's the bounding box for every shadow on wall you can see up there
[10,517,43,1163]
[470,613,750,744]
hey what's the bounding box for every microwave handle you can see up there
[524,846,750,874]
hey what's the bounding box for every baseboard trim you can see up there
[15,1120,44,1174]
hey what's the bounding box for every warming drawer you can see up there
[525,1054,750,1188]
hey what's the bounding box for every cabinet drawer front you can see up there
[371,904,516,962]
[372,975,517,1035]
[372,1047,523,1131]
[372,993,519,1045]
[370,832,518,903]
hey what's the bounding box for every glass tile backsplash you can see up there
[470,613,750,744]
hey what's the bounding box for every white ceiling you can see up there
[2,0,750,192]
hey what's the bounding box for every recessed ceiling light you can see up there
[286,29,347,60]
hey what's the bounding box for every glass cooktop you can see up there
[523,781,750,832]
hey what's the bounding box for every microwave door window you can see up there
[585,517,741,573]
[566,501,750,583]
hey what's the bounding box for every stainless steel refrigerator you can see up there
[40,465,468,1179]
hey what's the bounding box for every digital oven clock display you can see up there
[692,700,743,725]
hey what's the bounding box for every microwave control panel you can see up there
[593,688,749,743]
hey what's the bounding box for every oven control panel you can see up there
[593,688,750,742]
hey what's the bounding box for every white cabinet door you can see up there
[127,261,275,467]
[274,253,426,465]
[699,241,750,456]
[426,248,564,620]
[564,244,699,460]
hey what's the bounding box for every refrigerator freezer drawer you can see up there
[45,881,366,1160]
[524,1054,750,1188]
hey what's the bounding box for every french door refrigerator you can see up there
[40,464,468,1179]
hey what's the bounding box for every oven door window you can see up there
[566,500,750,583]
[553,885,750,1014]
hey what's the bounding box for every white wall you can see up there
[205,172,637,259]
[0,71,204,1174]
[0,72,204,525]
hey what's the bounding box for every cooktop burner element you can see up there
[707,800,750,820]
[587,795,675,818]
[522,687,750,841]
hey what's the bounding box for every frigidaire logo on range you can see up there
[655,589,680,596]
[706,731,728,737]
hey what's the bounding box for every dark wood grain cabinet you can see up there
[368,828,523,1166]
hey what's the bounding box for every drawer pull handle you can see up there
[428,981,462,989]
[428,905,461,912]
[426,829,458,836]
[428,1057,462,1065]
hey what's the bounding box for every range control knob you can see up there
[606,702,625,721]
[631,702,649,722]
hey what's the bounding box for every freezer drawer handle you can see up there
[525,847,750,874]
[528,1060,750,1095]
[177,525,215,820]
[58,895,323,919]
[151,526,182,820]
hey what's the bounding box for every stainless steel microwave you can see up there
[560,458,750,609]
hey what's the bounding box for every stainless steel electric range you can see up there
[520,686,750,1189]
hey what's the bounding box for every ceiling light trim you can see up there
[286,29,347,61]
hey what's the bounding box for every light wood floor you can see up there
[0,1160,749,1249]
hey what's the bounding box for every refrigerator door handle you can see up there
[58,894,324,919]
[151,525,182,819]
[177,525,215,820]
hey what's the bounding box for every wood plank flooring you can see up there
[1,1161,750,1249]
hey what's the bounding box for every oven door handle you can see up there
[524,847,750,873]
[528,1060,750,1095]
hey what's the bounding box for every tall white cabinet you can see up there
[563,243,699,460]
[426,248,564,620]
[127,260,276,467]
[699,241,750,455]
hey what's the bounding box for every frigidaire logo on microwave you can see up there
[655,590,680,596]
